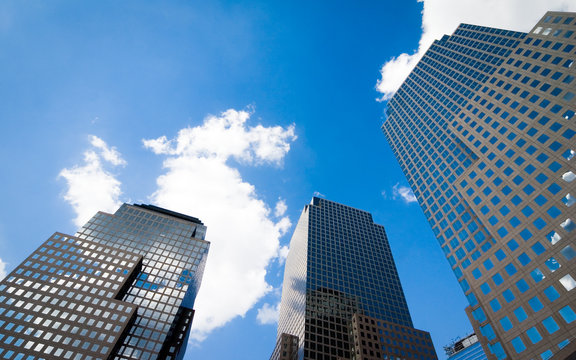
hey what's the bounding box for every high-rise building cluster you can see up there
[0,8,574,360]
[382,10,575,360]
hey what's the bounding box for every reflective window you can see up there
[526,327,542,344]
[542,317,560,334]
[510,336,526,353]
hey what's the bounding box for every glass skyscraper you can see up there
[445,334,487,360]
[382,11,575,360]
[0,203,209,360]
[273,197,436,360]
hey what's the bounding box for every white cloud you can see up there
[313,191,325,198]
[0,258,7,281]
[89,135,126,166]
[274,199,288,217]
[376,0,576,100]
[392,183,418,204]
[143,108,296,342]
[256,302,280,325]
[277,245,290,265]
[59,136,125,227]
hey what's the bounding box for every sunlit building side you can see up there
[0,204,209,360]
[383,10,576,360]
[272,197,436,360]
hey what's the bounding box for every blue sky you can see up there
[1,0,575,359]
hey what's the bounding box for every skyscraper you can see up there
[445,334,487,360]
[0,204,210,360]
[273,197,436,360]
[382,11,575,360]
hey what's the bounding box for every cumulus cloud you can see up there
[256,302,280,325]
[0,258,7,281]
[274,199,288,217]
[392,183,418,204]
[59,136,125,227]
[143,109,296,342]
[377,0,576,100]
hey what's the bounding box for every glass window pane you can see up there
[542,317,560,334]
[560,274,576,291]
[559,306,576,324]
[526,327,542,344]
[511,336,526,353]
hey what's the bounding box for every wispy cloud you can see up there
[59,136,125,227]
[143,108,296,342]
[0,257,7,281]
[392,183,418,204]
[376,0,576,100]
[274,199,288,217]
[277,245,290,265]
[256,302,280,325]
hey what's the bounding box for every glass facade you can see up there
[383,11,576,360]
[274,197,436,360]
[0,203,210,360]
[446,334,487,360]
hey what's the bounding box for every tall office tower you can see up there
[382,10,575,360]
[272,197,437,360]
[0,204,209,360]
[445,334,487,360]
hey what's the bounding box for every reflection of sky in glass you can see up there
[75,204,209,360]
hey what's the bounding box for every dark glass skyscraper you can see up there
[0,204,209,360]
[383,11,575,360]
[273,197,436,360]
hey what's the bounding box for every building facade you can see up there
[273,197,436,360]
[0,204,210,360]
[382,11,575,360]
[445,334,487,360]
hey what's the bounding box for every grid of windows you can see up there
[75,204,210,360]
[0,233,140,360]
[351,314,436,360]
[0,204,210,360]
[274,198,437,360]
[383,10,576,360]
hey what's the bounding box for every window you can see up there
[490,298,502,312]
[518,253,531,266]
[500,316,513,331]
[543,286,560,302]
[542,317,560,334]
[505,263,517,276]
[545,257,560,272]
[559,306,576,324]
[502,289,515,302]
[516,279,529,293]
[528,296,544,312]
[531,242,546,256]
[492,273,503,286]
[526,327,542,344]
[514,306,528,322]
[531,268,545,283]
[560,274,576,291]
[511,336,526,353]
